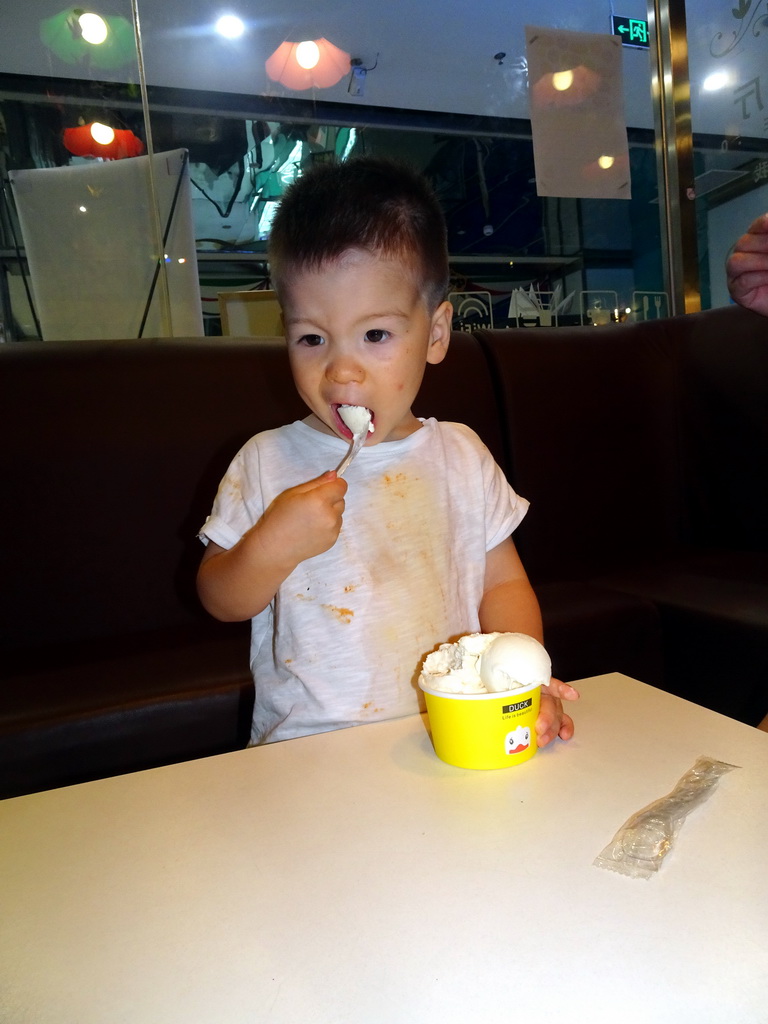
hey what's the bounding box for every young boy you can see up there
[197,157,577,747]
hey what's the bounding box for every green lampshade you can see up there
[40,8,135,69]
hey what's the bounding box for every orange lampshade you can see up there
[63,124,144,160]
[265,37,350,90]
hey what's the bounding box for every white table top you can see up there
[2,673,767,1024]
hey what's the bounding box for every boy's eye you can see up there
[364,329,389,343]
[298,333,324,347]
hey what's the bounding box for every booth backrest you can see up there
[474,317,686,581]
[2,307,765,797]
[0,338,299,659]
[0,331,502,662]
[474,304,767,582]
[680,305,768,551]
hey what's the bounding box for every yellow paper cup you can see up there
[419,680,541,770]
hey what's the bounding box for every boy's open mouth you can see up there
[332,403,374,439]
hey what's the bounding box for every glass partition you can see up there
[0,1,679,340]
[0,3,194,339]
[686,0,768,308]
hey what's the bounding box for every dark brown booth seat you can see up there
[424,340,664,691]
[0,337,306,798]
[474,304,768,725]
[4,332,650,799]
[3,305,762,800]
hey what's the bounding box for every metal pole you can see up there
[647,0,701,314]
[130,0,174,335]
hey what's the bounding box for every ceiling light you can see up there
[78,12,108,44]
[702,71,729,92]
[63,123,144,160]
[532,65,601,108]
[552,69,574,92]
[295,40,320,70]
[215,15,245,39]
[90,122,115,145]
[265,38,350,90]
[40,9,135,68]
[598,155,615,170]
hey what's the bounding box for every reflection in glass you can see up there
[688,1,768,308]
[0,1,674,338]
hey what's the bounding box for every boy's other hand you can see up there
[261,470,348,566]
[726,212,768,317]
[536,677,579,748]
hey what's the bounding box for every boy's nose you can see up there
[326,357,364,384]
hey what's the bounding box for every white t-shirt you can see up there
[200,418,528,744]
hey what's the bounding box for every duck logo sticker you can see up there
[505,725,531,755]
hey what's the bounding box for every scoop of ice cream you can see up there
[338,405,374,435]
[420,632,550,695]
[419,633,493,693]
[478,633,551,692]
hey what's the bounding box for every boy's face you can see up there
[280,249,451,445]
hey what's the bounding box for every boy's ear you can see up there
[426,300,453,365]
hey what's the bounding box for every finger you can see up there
[544,678,580,701]
[551,679,579,700]
[536,720,557,748]
[534,694,562,747]
[536,708,575,747]
[728,266,768,291]
[746,212,768,235]
[728,242,768,265]
[293,471,348,499]
[558,712,575,742]
[293,470,339,491]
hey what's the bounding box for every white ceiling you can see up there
[1,0,765,139]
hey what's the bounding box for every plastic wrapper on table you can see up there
[594,756,738,879]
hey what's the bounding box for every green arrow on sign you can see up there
[611,15,650,48]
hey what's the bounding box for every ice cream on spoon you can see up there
[335,404,374,476]
[338,404,374,438]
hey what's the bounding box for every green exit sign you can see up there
[612,15,650,48]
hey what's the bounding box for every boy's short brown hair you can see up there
[268,156,450,311]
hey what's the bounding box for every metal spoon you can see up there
[335,427,368,477]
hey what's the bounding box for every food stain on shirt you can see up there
[321,604,354,624]
[223,478,243,501]
[382,472,408,498]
